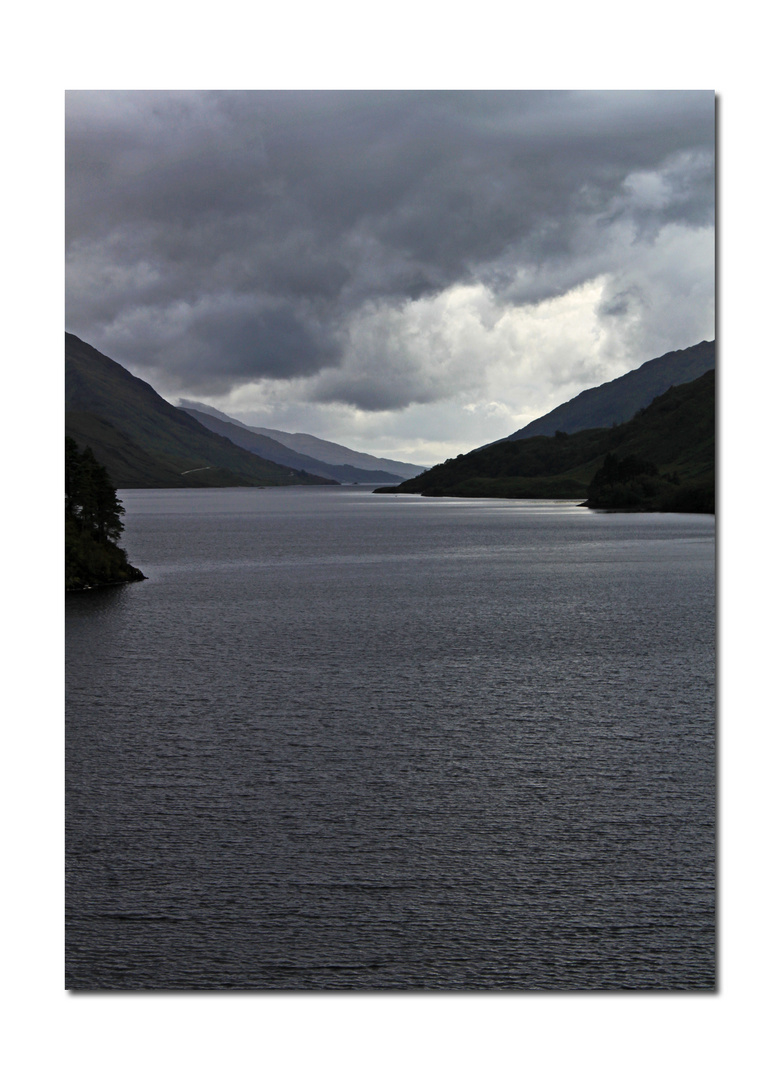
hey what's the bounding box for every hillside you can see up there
[497,340,715,442]
[179,406,408,484]
[249,427,426,479]
[179,400,426,480]
[376,370,714,512]
[65,334,337,489]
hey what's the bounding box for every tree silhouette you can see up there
[66,437,144,589]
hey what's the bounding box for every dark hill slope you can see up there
[377,370,714,511]
[179,406,406,484]
[499,339,715,441]
[65,411,189,488]
[65,334,336,488]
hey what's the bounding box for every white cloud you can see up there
[183,232,712,463]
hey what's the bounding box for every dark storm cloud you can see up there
[65,89,714,396]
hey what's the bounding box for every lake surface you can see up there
[66,486,715,990]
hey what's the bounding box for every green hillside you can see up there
[65,333,337,489]
[377,371,714,512]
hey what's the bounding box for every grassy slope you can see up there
[65,411,194,487]
[379,371,714,505]
[65,333,337,488]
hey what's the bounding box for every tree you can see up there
[65,437,144,589]
[586,453,660,510]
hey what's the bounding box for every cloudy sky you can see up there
[65,90,714,463]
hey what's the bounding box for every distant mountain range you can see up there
[377,359,715,512]
[65,334,337,488]
[66,330,714,507]
[250,426,427,479]
[178,401,425,484]
[495,340,715,442]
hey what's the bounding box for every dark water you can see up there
[66,487,715,990]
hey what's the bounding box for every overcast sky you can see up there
[65,89,714,462]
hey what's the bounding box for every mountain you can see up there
[252,428,427,480]
[65,334,337,489]
[179,400,426,480]
[178,405,411,484]
[376,370,714,512]
[497,340,715,442]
